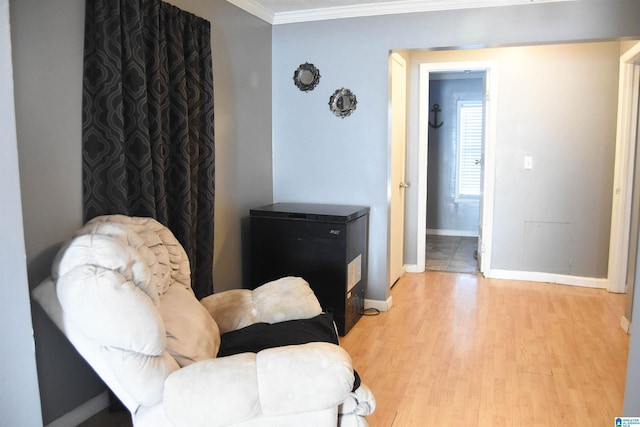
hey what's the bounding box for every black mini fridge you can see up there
[249,203,369,335]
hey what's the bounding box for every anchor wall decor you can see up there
[429,103,444,129]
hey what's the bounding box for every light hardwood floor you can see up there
[341,271,630,426]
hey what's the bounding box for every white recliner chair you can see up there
[32,215,375,426]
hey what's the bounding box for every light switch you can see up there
[524,156,533,170]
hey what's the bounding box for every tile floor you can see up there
[425,235,479,273]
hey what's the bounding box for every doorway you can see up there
[416,61,498,276]
[401,43,631,293]
[425,71,485,273]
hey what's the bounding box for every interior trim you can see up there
[402,265,609,292]
[226,0,275,23]
[227,0,576,25]
[621,316,631,334]
[607,42,640,294]
[486,269,608,290]
[427,229,479,238]
[365,296,393,312]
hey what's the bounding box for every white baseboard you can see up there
[621,316,632,334]
[401,265,608,291]
[485,269,608,289]
[427,229,478,237]
[46,390,110,427]
[405,264,424,273]
[365,296,393,312]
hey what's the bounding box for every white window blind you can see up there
[457,100,483,198]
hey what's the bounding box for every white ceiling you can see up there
[226,0,575,25]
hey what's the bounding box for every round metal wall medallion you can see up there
[329,88,357,118]
[293,62,321,92]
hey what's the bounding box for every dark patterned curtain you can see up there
[82,0,215,298]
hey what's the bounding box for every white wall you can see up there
[0,0,43,424]
[273,1,640,303]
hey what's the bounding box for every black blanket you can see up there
[218,312,360,391]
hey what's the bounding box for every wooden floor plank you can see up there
[341,271,630,427]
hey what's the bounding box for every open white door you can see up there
[477,66,498,274]
[389,53,408,287]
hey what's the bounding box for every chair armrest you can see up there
[200,289,259,333]
[200,276,323,333]
[163,342,354,427]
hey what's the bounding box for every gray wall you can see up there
[272,1,640,302]
[0,0,43,425]
[178,0,275,293]
[10,0,272,422]
[426,77,483,235]
[9,1,106,422]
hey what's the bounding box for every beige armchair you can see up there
[32,215,374,426]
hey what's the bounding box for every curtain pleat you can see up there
[82,0,215,298]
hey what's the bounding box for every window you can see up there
[457,100,483,198]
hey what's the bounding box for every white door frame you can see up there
[608,42,640,294]
[416,61,498,275]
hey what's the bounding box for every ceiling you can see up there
[225,0,574,25]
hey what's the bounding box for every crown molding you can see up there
[226,0,275,24]
[227,0,575,25]
[275,0,574,25]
